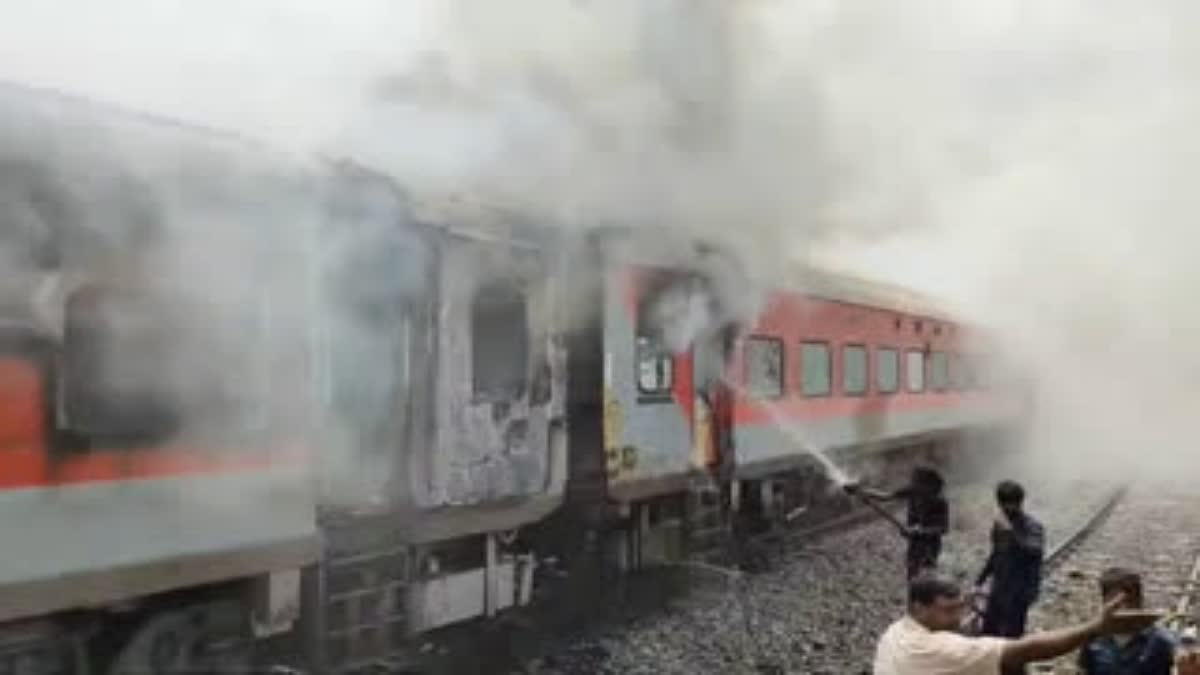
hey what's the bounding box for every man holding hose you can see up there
[846,466,949,579]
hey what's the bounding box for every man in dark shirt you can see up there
[1079,567,1176,675]
[976,480,1045,640]
[848,466,949,579]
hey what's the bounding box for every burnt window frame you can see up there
[743,335,786,400]
[799,340,833,398]
[61,285,277,441]
[470,281,530,402]
[841,343,869,397]
[59,287,182,445]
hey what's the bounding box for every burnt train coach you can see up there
[308,179,567,670]
[0,81,324,672]
[0,83,568,673]
[0,80,574,673]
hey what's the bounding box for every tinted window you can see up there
[931,351,949,391]
[906,350,925,393]
[801,341,832,397]
[948,352,963,390]
[745,337,784,399]
[843,345,868,396]
[877,347,899,394]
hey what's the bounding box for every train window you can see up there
[970,355,988,390]
[61,286,272,442]
[906,349,926,393]
[745,336,784,399]
[472,283,529,400]
[948,353,964,390]
[958,355,975,390]
[931,351,949,391]
[800,341,832,397]
[636,336,674,397]
[842,345,868,396]
[62,287,180,441]
[877,347,899,394]
[325,307,412,436]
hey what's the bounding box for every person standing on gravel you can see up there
[874,574,1159,675]
[976,480,1044,641]
[846,466,949,579]
[1078,567,1177,675]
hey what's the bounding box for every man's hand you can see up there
[1094,593,1161,636]
[999,593,1154,669]
[995,515,1013,532]
[842,481,861,495]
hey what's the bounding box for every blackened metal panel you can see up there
[421,234,566,508]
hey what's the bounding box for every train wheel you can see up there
[106,602,251,675]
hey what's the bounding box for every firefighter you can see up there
[846,466,949,580]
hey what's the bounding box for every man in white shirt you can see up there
[875,575,1160,675]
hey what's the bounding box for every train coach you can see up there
[0,79,1027,674]
[556,228,1025,571]
[0,80,572,673]
[0,80,329,673]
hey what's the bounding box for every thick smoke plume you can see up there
[809,1,1200,485]
[2,0,1190,492]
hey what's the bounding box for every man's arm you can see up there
[1000,616,1098,667]
[1000,594,1154,669]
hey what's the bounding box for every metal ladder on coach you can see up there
[311,522,413,674]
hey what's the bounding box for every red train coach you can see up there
[566,228,1021,569]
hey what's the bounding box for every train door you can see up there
[426,233,565,508]
[692,324,734,478]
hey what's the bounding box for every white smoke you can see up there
[807,1,1200,484]
[2,0,1192,489]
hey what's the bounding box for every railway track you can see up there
[414,479,1129,674]
[1045,486,1127,570]
[508,478,1119,674]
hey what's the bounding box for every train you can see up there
[0,81,1027,673]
